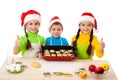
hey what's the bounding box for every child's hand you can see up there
[15,35,20,47]
[100,38,105,52]
[13,35,20,54]
[37,52,43,59]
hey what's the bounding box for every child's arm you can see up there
[93,36,104,58]
[13,35,20,55]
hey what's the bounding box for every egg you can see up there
[6,65,11,70]
[11,63,16,67]
[16,64,21,72]
[10,66,16,72]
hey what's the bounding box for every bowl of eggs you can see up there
[6,62,25,74]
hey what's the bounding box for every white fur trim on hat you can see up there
[24,14,41,25]
[79,16,94,24]
[49,19,62,29]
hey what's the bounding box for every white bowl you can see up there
[89,71,108,79]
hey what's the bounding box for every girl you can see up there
[46,16,69,46]
[13,10,45,58]
[71,12,105,59]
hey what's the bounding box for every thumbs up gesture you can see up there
[100,38,105,52]
[15,35,20,47]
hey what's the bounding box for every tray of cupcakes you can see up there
[41,46,77,61]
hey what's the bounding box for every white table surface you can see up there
[0,57,118,80]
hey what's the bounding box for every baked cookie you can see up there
[57,53,62,57]
[44,54,51,57]
[63,53,68,57]
[31,62,41,68]
[67,53,73,57]
[56,51,60,54]
[51,54,56,57]
[50,49,55,53]
[60,49,65,53]
[53,72,64,76]
[63,73,72,77]
[68,49,73,53]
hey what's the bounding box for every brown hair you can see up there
[49,22,63,31]
[24,26,32,50]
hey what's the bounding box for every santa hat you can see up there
[79,12,97,30]
[49,16,62,30]
[21,10,41,26]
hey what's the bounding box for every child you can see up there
[46,16,69,46]
[13,10,45,58]
[71,12,105,59]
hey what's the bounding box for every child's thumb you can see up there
[101,38,103,42]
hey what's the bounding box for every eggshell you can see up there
[10,66,16,72]
[16,64,21,72]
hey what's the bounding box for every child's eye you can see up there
[57,29,61,31]
[88,24,91,26]
[52,28,55,31]
[88,23,92,27]
[35,22,39,25]
[29,23,33,25]
[81,24,85,26]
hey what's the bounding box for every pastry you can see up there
[43,72,51,77]
[57,53,62,57]
[31,62,41,68]
[51,54,56,57]
[64,51,68,54]
[50,49,55,53]
[44,49,49,53]
[53,72,63,76]
[56,51,60,54]
[63,53,68,57]
[60,49,65,52]
[68,49,73,53]
[63,73,72,77]
[44,51,50,55]
[44,54,50,57]
[67,53,73,57]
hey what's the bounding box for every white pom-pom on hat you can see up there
[49,16,62,30]
[79,12,97,31]
[21,10,41,27]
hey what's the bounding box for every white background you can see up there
[0,0,120,79]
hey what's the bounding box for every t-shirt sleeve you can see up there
[92,36,104,58]
[71,35,76,45]
[40,36,46,45]
[18,36,27,54]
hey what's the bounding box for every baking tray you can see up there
[41,46,77,61]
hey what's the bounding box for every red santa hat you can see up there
[79,12,97,30]
[21,10,41,26]
[49,16,62,30]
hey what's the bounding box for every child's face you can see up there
[26,20,40,33]
[79,21,93,34]
[49,24,63,38]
